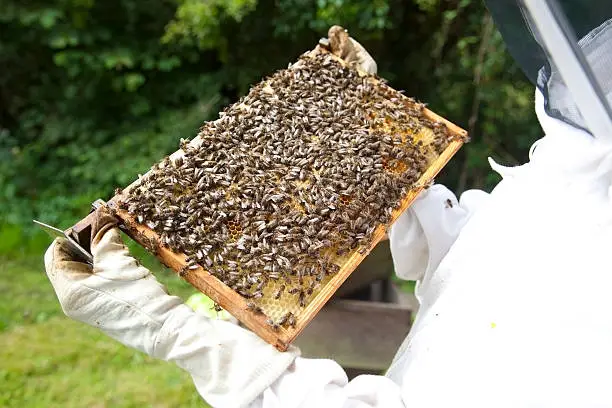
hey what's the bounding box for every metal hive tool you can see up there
[72,45,467,351]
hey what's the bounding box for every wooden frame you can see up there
[70,47,467,351]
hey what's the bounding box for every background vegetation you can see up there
[0,0,541,256]
[1,0,541,406]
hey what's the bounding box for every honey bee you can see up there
[273,285,285,300]
[246,302,264,314]
[266,318,280,330]
[277,312,293,326]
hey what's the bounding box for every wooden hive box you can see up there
[71,44,466,351]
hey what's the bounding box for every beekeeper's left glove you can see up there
[44,213,298,408]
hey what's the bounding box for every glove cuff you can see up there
[91,206,119,248]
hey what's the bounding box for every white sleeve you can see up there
[389,184,489,281]
[249,357,406,408]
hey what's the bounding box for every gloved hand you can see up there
[327,25,378,75]
[44,213,299,408]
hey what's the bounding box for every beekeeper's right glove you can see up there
[44,215,299,408]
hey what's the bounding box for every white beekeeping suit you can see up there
[44,3,612,407]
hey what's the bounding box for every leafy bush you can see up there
[0,0,540,256]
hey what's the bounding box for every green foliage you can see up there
[0,0,541,256]
[163,0,257,53]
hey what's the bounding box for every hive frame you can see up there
[72,46,467,351]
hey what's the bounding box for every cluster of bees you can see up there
[119,51,452,329]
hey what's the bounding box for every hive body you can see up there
[109,47,466,348]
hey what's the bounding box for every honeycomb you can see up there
[117,48,462,329]
[250,106,446,322]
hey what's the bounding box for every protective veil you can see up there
[487,0,612,136]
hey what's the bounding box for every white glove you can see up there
[327,25,378,75]
[390,185,489,283]
[44,225,299,408]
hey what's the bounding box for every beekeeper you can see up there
[44,0,612,406]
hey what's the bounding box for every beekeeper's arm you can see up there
[44,211,299,408]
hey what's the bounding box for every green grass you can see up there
[0,249,210,407]
[0,235,415,407]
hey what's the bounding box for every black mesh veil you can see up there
[485,0,612,133]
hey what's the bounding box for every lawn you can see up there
[0,243,210,407]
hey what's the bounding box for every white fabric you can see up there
[349,37,378,75]
[44,229,299,408]
[390,185,489,302]
[249,88,612,407]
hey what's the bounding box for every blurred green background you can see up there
[0,0,541,406]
